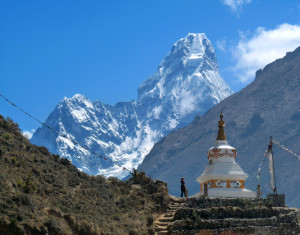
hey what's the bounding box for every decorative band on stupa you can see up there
[207,113,236,160]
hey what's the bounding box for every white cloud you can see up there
[216,38,227,52]
[232,23,300,83]
[22,129,35,139]
[221,0,251,12]
[179,89,196,115]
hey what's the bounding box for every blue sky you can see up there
[1,0,300,137]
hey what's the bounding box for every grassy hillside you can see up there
[0,115,169,235]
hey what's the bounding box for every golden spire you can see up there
[216,112,226,140]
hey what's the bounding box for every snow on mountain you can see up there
[31,33,233,178]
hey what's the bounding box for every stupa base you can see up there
[193,188,256,198]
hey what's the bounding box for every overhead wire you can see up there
[3,93,299,175]
[272,139,300,160]
[0,94,132,174]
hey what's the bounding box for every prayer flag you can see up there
[266,140,275,192]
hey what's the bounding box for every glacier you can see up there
[31,33,233,178]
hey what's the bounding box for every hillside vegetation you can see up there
[0,115,169,235]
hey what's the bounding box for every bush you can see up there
[147,216,154,226]
[60,158,71,165]
[45,218,63,234]
[10,157,17,165]
[1,117,21,133]
[38,146,49,155]
[2,133,9,140]
[13,192,34,209]
[16,174,37,194]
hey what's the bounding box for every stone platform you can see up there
[158,196,300,235]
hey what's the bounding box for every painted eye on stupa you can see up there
[217,180,226,188]
[230,180,241,188]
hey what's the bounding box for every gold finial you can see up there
[216,112,226,140]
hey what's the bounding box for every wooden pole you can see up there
[270,136,277,194]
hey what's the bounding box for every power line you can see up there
[0,94,132,174]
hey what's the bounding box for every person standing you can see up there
[180,177,187,197]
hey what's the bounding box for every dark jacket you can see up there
[180,178,185,190]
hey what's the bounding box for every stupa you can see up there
[196,113,256,198]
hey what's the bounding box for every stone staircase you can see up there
[154,196,186,235]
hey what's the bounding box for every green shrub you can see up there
[10,157,17,165]
[16,174,37,194]
[147,216,154,226]
[45,218,63,234]
[2,133,9,140]
[38,146,49,155]
[5,117,21,133]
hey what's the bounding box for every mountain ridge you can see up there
[31,33,233,178]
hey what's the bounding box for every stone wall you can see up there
[185,196,275,209]
[168,196,300,235]
[267,194,285,207]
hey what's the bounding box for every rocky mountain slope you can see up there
[139,47,300,208]
[0,115,169,234]
[31,33,232,178]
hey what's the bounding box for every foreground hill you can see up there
[0,115,169,234]
[139,46,300,207]
[1,116,300,234]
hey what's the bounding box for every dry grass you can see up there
[0,115,169,234]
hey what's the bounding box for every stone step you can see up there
[156,231,169,234]
[155,226,168,232]
[166,210,176,213]
[159,218,173,222]
[168,208,181,211]
[156,221,169,226]
[164,213,175,218]
[167,207,177,210]
[169,197,186,203]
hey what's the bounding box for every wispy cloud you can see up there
[232,23,300,83]
[216,38,227,52]
[221,0,251,13]
[22,129,36,139]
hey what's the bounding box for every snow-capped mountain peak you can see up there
[31,33,233,178]
[137,33,219,102]
[173,33,208,61]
